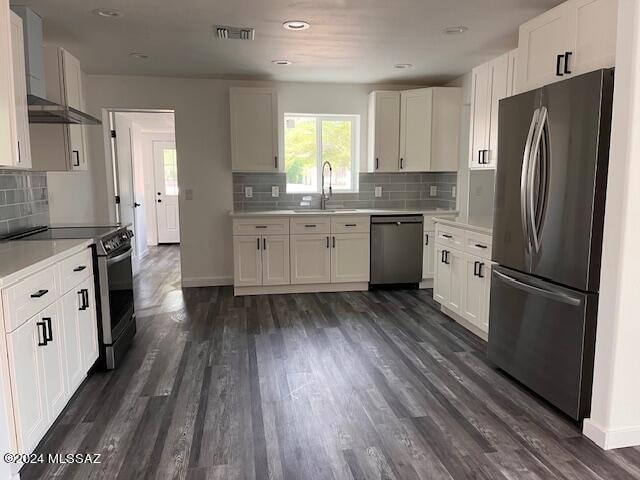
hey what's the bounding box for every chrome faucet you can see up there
[320,161,333,210]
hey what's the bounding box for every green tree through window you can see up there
[284,114,358,193]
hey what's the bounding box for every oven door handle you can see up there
[106,246,133,265]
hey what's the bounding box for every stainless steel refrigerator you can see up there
[488,69,614,421]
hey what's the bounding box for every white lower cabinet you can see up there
[233,236,263,287]
[434,223,493,336]
[291,234,332,285]
[2,246,99,456]
[422,230,435,280]
[262,235,290,286]
[330,234,370,283]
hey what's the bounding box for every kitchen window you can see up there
[284,114,359,193]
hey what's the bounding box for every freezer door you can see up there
[529,69,613,291]
[487,266,598,420]
[492,89,542,273]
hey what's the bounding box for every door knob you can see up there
[157,199,162,203]
[134,202,141,207]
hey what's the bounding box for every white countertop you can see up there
[230,208,459,217]
[0,239,94,288]
[433,215,494,235]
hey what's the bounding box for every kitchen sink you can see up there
[293,209,357,213]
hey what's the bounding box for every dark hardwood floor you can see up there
[22,245,640,479]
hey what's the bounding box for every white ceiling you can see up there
[15,0,563,84]
[118,112,175,132]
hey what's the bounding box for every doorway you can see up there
[106,109,180,273]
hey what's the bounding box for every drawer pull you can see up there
[345,224,357,227]
[442,234,453,239]
[30,289,49,299]
[255,225,268,229]
[73,265,87,272]
[304,224,317,228]
[474,244,488,249]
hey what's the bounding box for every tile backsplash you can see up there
[0,170,49,237]
[233,172,458,211]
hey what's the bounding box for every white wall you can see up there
[583,0,640,450]
[71,77,422,286]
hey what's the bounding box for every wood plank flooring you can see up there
[21,245,640,479]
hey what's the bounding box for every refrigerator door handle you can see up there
[528,106,548,253]
[494,270,582,306]
[521,108,540,252]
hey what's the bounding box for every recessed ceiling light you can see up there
[393,63,414,69]
[129,52,149,59]
[282,20,310,31]
[444,25,468,34]
[272,59,292,65]
[92,8,123,18]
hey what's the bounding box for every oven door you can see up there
[99,245,134,344]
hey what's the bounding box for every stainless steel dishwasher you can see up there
[370,215,424,285]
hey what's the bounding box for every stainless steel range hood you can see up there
[11,6,101,125]
[27,94,101,124]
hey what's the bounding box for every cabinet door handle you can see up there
[425,233,429,245]
[478,263,485,278]
[483,150,489,164]
[564,51,572,74]
[345,224,357,227]
[37,321,47,346]
[84,289,90,309]
[474,243,488,249]
[556,54,564,77]
[73,265,87,272]
[375,158,379,170]
[326,236,330,248]
[400,158,404,169]
[444,251,450,265]
[255,225,267,229]
[473,261,479,276]
[441,251,446,263]
[263,238,267,250]
[442,234,452,239]
[274,156,278,169]
[332,236,336,248]
[72,150,80,167]
[257,238,260,250]
[477,150,482,165]
[31,289,48,298]
[78,290,87,310]
[43,317,53,342]
[17,141,21,163]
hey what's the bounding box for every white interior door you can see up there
[153,141,180,244]
[113,114,138,259]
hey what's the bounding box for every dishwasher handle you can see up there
[371,215,424,225]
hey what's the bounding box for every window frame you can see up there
[283,113,359,194]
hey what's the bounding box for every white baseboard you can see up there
[583,419,640,449]
[181,276,233,287]
[440,305,488,341]
[235,282,369,296]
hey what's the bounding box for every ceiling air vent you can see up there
[215,25,255,40]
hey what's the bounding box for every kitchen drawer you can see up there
[2,266,59,333]
[435,224,465,249]
[290,216,331,235]
[59,247,94,294]
[425,215,455,231]
[465,231,493,260]
[233,218,289,236]
[331,216,370,234]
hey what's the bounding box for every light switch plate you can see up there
[374,186,383,198]
[451,186,457,198]
[430,186,438,197]
[245,186,253,198]
[271,185,279,197]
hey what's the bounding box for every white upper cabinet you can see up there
[517,0,617,93]
[230,87,278,172]
[400,88,461,173]
[506,49,519,97]
[368,91,401,172]
[9,12,31,169]
[368,88,461,173]
[469,54,510,170]
[30,46,90,171]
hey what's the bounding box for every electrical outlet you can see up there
[271,185,280,197]
[430,185,438,197]
[245,186,253,198]
[374,186,383,198]
[451,186,457,198]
